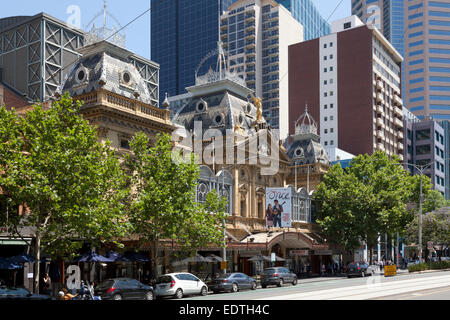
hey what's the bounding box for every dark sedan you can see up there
[261,267,298,288]
[94,278,154,300]
[0,287,52,300]
[209,273,257,293]
[346,262,376,278]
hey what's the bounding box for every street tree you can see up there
[0,93,129,293]
[125,132,227,278]
[404,190,450,259]
[315,151,420,263]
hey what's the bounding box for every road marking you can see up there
[255,274,450,300]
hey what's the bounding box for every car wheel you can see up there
[175,288,183,299]
[200,286,208,296]
[231,283,238,293]
[277,279,284,287]
[292,278,298,286]
[145,291,154,300]
[251,282,257,290]
[112,294,122,300]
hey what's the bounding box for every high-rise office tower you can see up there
[352,0,405,54]
[152,0,329,107]
[275,0,331,40]
[289,16,405,159]
[352,0,405,94]
[404,0,450,121]
[220,0,303,139]
[151,0,238,105]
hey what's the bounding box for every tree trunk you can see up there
[151,239,160,281]
[34,231,41,294]
[369,246,373,265]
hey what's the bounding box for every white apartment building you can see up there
[220,0,303,139]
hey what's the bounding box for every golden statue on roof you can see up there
[250,93,263,123]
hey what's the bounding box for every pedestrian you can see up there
[43,273,52,296]
[321,263,326,276]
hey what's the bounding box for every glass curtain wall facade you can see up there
[404,0,450,121]
[276,0,330,40]
[151,0,237,105]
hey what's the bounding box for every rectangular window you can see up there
[416,145,431,155]
[416,129,431,141]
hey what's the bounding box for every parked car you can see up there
[208,273,257,293]
[346,262,376,278]
[94,278,154,300]
[154,273,208,299]
[0,286,52,300]
[260,267,297,288]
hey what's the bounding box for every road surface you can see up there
[182,270,450,300]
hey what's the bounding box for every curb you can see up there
[407,268,450,275]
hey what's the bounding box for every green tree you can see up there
[0,93,129,293]
[404,207,450,259]
[125,132,227,278]
[315,151,420,263]
[423,189,450,214]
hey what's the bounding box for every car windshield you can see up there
[156,276,173,284]
[96,280,114,290]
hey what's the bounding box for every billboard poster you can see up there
[266,187,292,228]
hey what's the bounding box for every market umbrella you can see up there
[9,254,35,264]
[172,254,214,266]
[73,251,115,263]
[123,252,151,263]
[206,254,223,262]
[0,258,22,270]
[104,251,131,262]
[248,254,271,262]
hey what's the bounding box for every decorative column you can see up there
[233,167,239,217]
[250,168,257,218]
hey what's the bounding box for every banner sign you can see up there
[266,187,292,228]
[290,250,309,257]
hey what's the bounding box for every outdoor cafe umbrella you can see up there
[172,254,214,266]
[248,254,272,262]
[73,251,115,263]
[206,254,223,262]
[9,254,35,264]
[0,258,22,270]
[104,251,131,262]
[123,251,151,263]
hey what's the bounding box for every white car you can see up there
[154,273,208,299]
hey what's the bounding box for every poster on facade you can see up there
[266,187,292,228]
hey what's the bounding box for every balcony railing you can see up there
[394,118,403,128]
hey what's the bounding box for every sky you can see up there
[0,0,351,60]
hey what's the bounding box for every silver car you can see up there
[155,273,208,299]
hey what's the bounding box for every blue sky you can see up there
[0,0,351,59]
